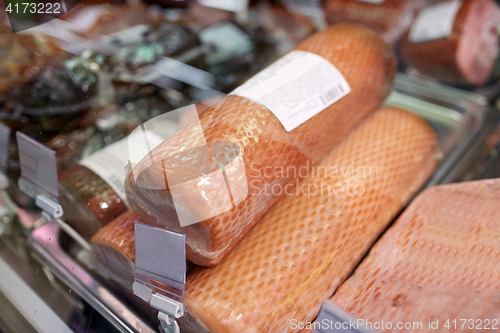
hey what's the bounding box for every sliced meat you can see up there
[400,0,500,86]
[323,0,427,44]
[180,107,439,333]
[125,24,397,267]
[332,178,500,332]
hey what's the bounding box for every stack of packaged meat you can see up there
[124,23,397,267]
[89,22,445,332]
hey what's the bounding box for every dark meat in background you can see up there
[1,49,113,120]
[110,22,203,79]
[200,21,277,92]
[322,0,428,44]
[400,0,500,86]
[49,85,179,173]
[0,26,63,98]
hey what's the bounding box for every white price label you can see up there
[0,124,11,172]
[198,0,248,12]
[16,132,59,197]
[230,51,351,132]
[135,223,186,286]
[409,0,462,43]
[79,130,165,202]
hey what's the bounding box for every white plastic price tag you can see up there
[16,132,63,220]
[0,123,11,174]
[134,223,187,287]
[314,301,378,333]
[16,132,59,197]
[133,223,187,332]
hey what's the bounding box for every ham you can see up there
[400,0,500,86]
[91,209,197,288]
[59,165,128,241]
[125,24,397,267]
[91,209,140,287]
[331,179,500,332]
[323,0,427,44]
[179,107,439,333]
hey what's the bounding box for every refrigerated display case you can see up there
[1,1,500,332]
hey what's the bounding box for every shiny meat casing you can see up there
[323,0,427,44]
[180,107,439,333]
[59,165,128,241]
[332,179,500,332]
[400,0,500,86]
[125,24,397,267]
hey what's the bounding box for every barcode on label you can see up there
[230,50,351,132]
[320,85,344,105]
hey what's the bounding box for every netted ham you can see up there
[332,178,500,332]
[125,24,397,267]
[179,107,439,333]
[400,0,500,86]
[91,209,140,287]
[323,0,427,44]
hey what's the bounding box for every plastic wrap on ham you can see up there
[179,107,439,333]
[323,0,428,44]
[125,24,397,267]
[91,209,140,288]
[400,0,500,86]
[332,178,500,332]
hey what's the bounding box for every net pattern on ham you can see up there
[182,107,438,333]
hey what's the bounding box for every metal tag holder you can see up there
[314,300,378,333]
[133,223,187,333]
